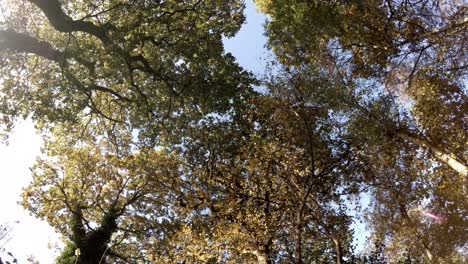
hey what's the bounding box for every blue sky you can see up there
[223,0,270,76]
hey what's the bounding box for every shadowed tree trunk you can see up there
[71,207,119,264]
[294,211,303,264]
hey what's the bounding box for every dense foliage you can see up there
[0,0,466,263]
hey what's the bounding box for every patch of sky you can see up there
[222,0,269,75]
[222,0,273,94]
[348,192,372,253]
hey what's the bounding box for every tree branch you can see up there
[28,0,109,43]
[396,130,467,176]
[0,30,62,62]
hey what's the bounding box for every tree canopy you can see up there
[0,0,253,145]
[0,0,466,263]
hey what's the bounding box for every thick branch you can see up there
[28,0,108,42]
[332,237,344,264]
[397,131,467,176]
[349,91,468,177]
[28,0,162,76]
[0,30,95,72]
[0,30,62,62]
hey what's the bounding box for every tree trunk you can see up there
[294,213,303,264]
[72,208,118,264]
[332,237,344,264]
[397,131,467,176]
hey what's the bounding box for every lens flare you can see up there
[422,211,446,222]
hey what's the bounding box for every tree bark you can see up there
[71,209,118,264]
[332,237,344,264]
[0,30,62,62]
[294,212,303,264]
[397,131,467,176]
[28,0,108,42]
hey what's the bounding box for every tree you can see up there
[0,2,256,262]
[259,68,359,264]
[256,2,467,262]
[22,122,182,263]
[175,65,361,264]
[255,0,467,176]
[172,98,288,264]
[352,124,468,263]
[0,2,254,259]
[3,0,466,263]
[0,0,253,144]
